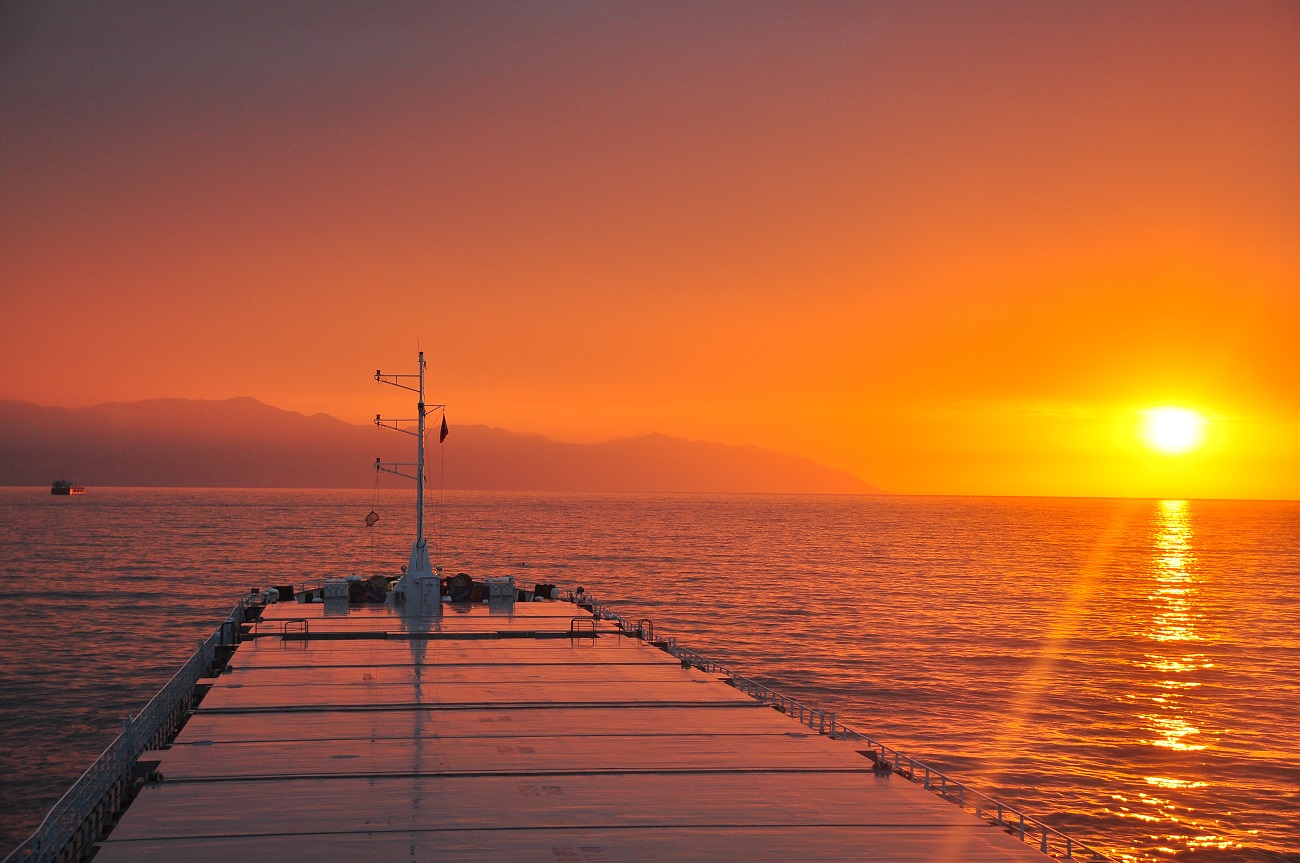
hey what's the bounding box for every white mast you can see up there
[416,351,426,547]
[375,351,444,613]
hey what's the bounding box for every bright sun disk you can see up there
[1140,407,1207,455]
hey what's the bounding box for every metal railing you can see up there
[569,617,598,637]
[576,593,1108,862]
[3,597,255,863]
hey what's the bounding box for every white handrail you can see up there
[4,598,253,863]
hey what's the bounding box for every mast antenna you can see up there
[375,351,445,613]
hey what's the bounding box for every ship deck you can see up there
[95,599,1053,862]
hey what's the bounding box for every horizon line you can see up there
[4,484,1297,504]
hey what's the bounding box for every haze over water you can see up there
[1,489,1297,861]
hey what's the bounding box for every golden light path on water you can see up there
[1108,500,1243,859]
[1144,500,1207,754]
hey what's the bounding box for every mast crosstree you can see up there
[375,351,445,612]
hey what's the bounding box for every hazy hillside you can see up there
[0,398,882,494]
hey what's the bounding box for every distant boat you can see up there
[51,479,85,495]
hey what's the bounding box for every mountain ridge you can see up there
[0,398,883,494]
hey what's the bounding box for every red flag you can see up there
[439,415,449,443]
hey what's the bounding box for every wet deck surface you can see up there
[97,599,1051,861]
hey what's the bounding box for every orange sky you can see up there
[1,3,1297,498]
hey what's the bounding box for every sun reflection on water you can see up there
[1107,500,1244,861]
[1138,500,1210,753]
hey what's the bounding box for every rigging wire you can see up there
[439,407,446,566]
[370,466,382,577]
[345,475,381,579]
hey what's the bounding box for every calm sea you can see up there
[1,488,1297,861]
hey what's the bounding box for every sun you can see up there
[1140,407,1207,455]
